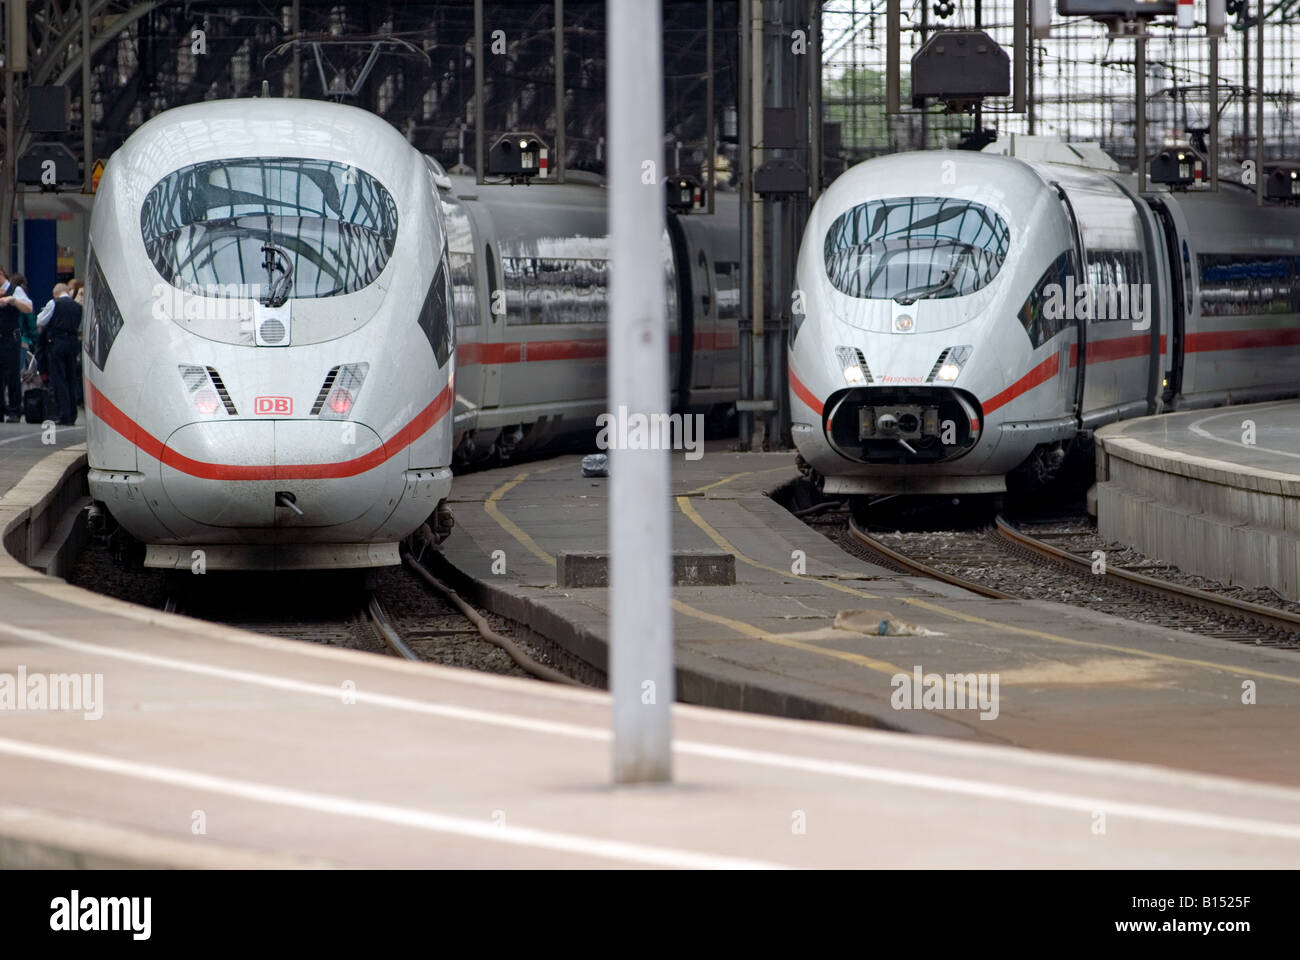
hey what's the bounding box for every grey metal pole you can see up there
[1210,36,1219,191]
[555,0,565,182]
[290,0,300,98]
[738,0,752,449]
[82,0,92,191]
[3,69,12,269]
[886,0,899,115]
[607,0,673,785]
[706,0,714,213]
[1255,1,1264,206]
[750,0,765,450]
[809,0,820,201]
[474,0,485,185]
[1013,0,1026,114]
[1136,22,1146,194]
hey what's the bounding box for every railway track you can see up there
[843,513,1300,648]
[70,533,580,680]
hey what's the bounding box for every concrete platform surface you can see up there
[4,575,1300,867]
[1097,400,1300,599]
[0,421,88,498]
[443,445,1300,788]
[2,442,1300,866]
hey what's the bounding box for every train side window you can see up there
[713,262,740,322]
[1082,248,1145,323]
[1016,250,1074,349]
[449,252,478,327]
[502,256,609,325]
[1198,252,1297,317]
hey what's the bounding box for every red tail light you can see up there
[194,388,221,415]
[327,388,353,415]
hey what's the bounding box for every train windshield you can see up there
[140,158,399,300]
[823,197,1010,302]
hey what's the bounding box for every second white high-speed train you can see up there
[789,137,1300,497]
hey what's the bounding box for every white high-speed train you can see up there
[86,98,455,569]
[85,98,741,570]
[789,138,1300,497]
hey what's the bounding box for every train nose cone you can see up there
[159,420,387,528]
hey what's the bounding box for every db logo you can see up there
[254,396,292,415]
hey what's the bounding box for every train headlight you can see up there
[834,345,872,385]
[928,345,972,383]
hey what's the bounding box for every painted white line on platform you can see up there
[0,426,84,447]
[7,621,1300,841]
[0,622,605,743]
[1188,403,1300,462]
[0,737,777,869]
[680,741,1300,843]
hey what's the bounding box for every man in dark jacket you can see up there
[0,267,34,422]
[37,283,82,425]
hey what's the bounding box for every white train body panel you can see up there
[791,146,1300,495]
[85,99,454,569]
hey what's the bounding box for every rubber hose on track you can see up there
[402,550,583,687]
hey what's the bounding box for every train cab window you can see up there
[84,252,125,371]
[823,197,1010,301]
[1198,253,1299,317]
[140,158,399,300]
[1016,250,1075,348]
[417,259,454,368]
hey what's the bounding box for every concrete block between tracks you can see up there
[556,551,736,587]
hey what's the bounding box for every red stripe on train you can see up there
[85,379,453,481]
[982,353,1060,415]
[456,331,738,366]
[789,366,824,416]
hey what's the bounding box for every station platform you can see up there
[3,435,1300,867]
[444,444,1300,788]
[1096,400,1300,601]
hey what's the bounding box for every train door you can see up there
[1052,169,1158,427]
[1051,183,1085,425]
[1147,197,1188,403]
[478,240,504,410]
[690,247,715,394]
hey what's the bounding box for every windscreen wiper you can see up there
[260,214,294,308]
[893,271,955,304]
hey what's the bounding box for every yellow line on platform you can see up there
[675,495,884,599]
[675,494,1300,687]
[686,465,793,497]
[484,472,555,566]
[670,599,906,677]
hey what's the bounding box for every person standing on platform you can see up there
[67,278,85,407]
[37,282,82,425]
[0,267,34,423]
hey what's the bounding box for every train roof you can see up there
[105,98,420,195]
